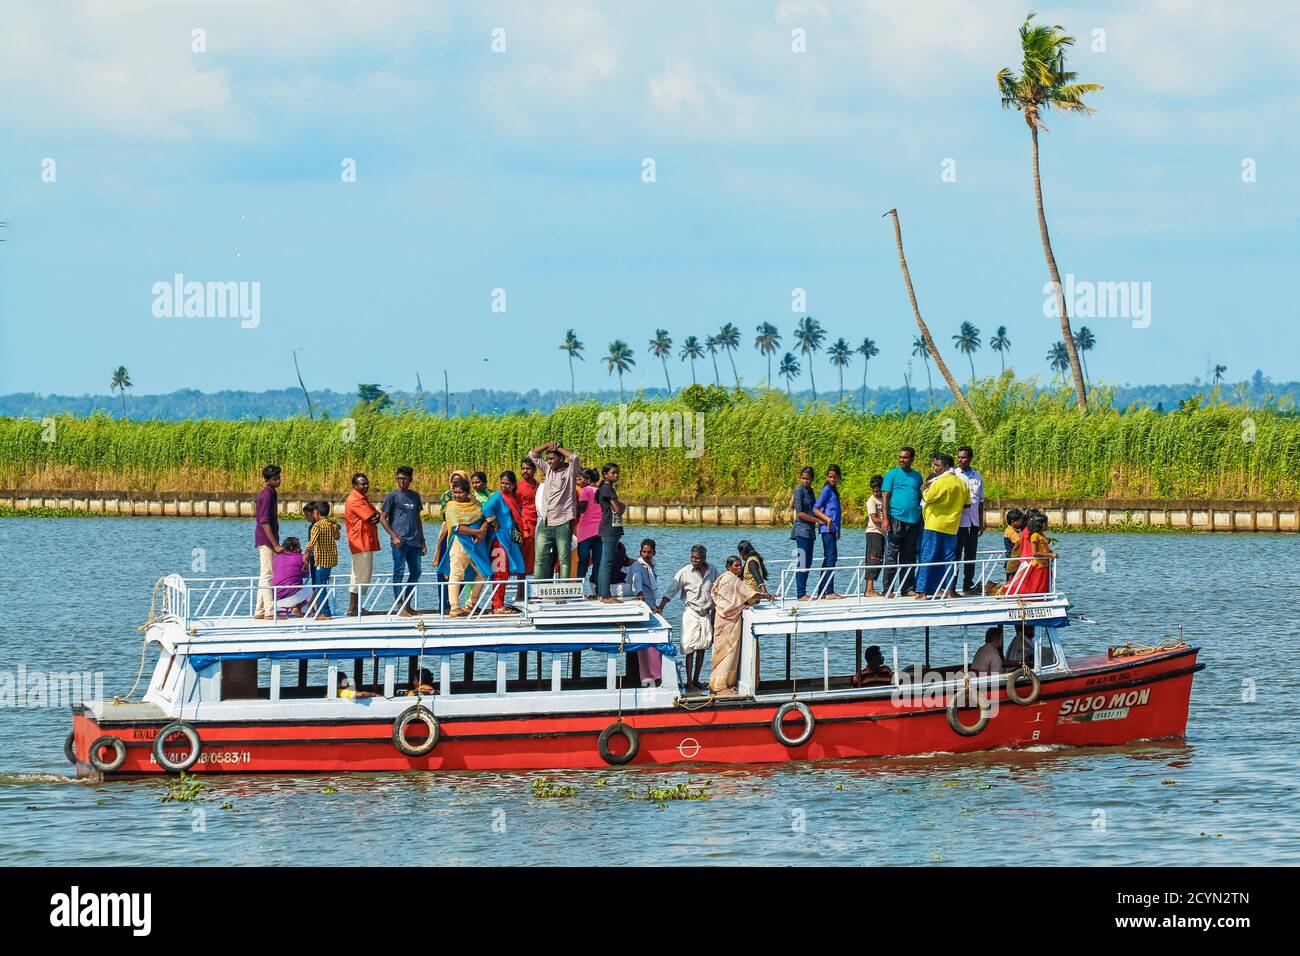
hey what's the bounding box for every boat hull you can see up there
[70,647,1201,777]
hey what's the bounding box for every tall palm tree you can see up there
[559,330,584,399]
[792,316,825,399]
[884,209,984,432]
[603,341,635,402]
[828,338,853,403]
[716,323,741,386]
[856,337,879,409]
[990,325,1012,372]
[680,336,704,385]
[1212,363,1228,385]
[754,322,781,386]
[952,321,982,382]
[998,13,1102,412]
[1047,341,1070,378]
[648,329,673,395]
[777,352,801,399]
[704,335,722,385]
[110,366,132,419]
[911,336,934,409]
[1072,326,1096,382]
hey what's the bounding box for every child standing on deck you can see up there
[864,475,886,597]
[1002,508,1026,585]
[303,500,340,617]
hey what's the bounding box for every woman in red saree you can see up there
[1006,514,1055,596]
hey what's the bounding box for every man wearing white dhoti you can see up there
[661,545,718,692]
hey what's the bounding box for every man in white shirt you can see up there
[955,445,985,596]
[660,544,718,691]
[626,538,663,687]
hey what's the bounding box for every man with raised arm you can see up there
[529,441,580,581]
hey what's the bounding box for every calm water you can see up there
[1,517,1296,866]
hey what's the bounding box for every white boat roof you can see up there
[153,575,670,662]
[746,592,1070,636]
[157,613,674,665]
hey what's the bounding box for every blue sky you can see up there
[2,0,1297,398]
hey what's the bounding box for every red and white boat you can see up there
[68,553,1202,777]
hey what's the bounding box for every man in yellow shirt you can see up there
[916,453,970,599]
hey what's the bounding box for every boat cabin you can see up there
[93,549,1071,727]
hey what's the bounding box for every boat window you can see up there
[220,659,259,701]
[444,649,633,695]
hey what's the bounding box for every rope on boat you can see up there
[115,576,167,704]
[789,606,800,700]
[1110,637,1190,658]
[413,616,429,707]
[615,624,626,723]
[673,693,718,711]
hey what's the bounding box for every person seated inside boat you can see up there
[337,673,375,700]
[971,626,1005,673]
[272,537,312,617]
[404,667,436,696]
[850,645,894,687]
[1005,624,1032,667]
[1004,623,1054,668]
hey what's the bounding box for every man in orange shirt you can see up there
[344,472,390,616]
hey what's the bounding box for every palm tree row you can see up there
[546,16,1104,417]
[558,318,1098,405]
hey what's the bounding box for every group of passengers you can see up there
[789,444,1057,601]
[250,454,775,696]
[248,439,1059,695]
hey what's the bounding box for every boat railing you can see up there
[162,572,598,627]
[771,550,1058,608]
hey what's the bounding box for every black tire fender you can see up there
[1006,665,1041,705]
[597,722,639,766]
[153,721,202,773]
[64,731,77,766]
[946,685,992,737]
[772,701,815,747]
[393,705,440,757]
[88,735,128,773]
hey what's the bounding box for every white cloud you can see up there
[0,0,439,139]
[478,1,619,135]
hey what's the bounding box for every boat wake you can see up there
[0,772,79,787]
